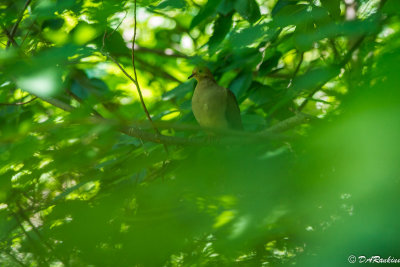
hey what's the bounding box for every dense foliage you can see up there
[1,0,400,266]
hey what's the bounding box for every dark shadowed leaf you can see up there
[234,0,261,23]
[208,12,234,54]
[163,79,196,101]
[259,51,282,75]
[217,0,235,15]
[229,23,271,48]
[229,72,253,99]
[271,0,299,17]
[190,0,223,29]
[320,0,341,19]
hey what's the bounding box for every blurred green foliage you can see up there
[1,0,400,266]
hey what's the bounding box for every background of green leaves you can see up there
[1,0,400,266]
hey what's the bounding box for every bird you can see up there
[189,66,243,130]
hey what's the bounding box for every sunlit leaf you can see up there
[17,68,63,98]
[190,0,223,29]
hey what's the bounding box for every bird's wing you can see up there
[225,89,243,130]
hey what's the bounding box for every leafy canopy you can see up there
[1,0,400,266]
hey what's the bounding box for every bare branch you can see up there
[262,113,315,134]
[132,0,154,127]
[0,97,37,106]
[106,11,128,39]
[292,52,304,79]
[2,25,19,47]
[298,34,367,112]
[131,0,168,152]
[6,0,32,48]
[106,52,138,85]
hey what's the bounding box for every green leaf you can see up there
[271,0,299,17]
[42,18,65,30]
[382,0,400,15]
[248,82,276,106]
[259,51,282,76]
[208,12,234,54]
[217,0,235,16]
[190,0,223,29]
[229,72,253,99]
[229,23,271,48]
[234,0,261,23]
[33,0,82,18]
[320,0,341,19]
[152,0,186,10]
[97,29,130,55]
[71,80,89,100]
[162,80,195,101]
[242,113,267,130]
[72,22,100,45]
[17,68,64,98]
[272,4,309,27]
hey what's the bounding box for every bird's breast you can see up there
[192,83,228,129]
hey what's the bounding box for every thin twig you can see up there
[308,98,333,105]
[106,11,128,39]
[338,35,365,67]
[298,34,367,112]
[107,53,137,85]
[66,90,103,118]
[101,29,107,53]
[101,27,136,85]
[131,0,154,129]
[0,97,37,106]
[292,52,304,79]
[17,203,70,266]
[13,213,50,266]
[131,0,168,152]
[2,25,19,47]
[297,84,323,111]
[285,51,304,89]
[6,0,32,48]
[262,113,314,134]
[329,38,340,61]
[20,19,36,47]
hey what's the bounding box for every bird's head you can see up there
[188,66,214,81]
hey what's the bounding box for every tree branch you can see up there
[105,51,138,85]
[2,25,19,47]
[297,0,388,112]
[11,88,308,146]
[0,96,37,106]
[298,34,366,112]
[292,52,304,79]
[131,0,168,152]
[132,0,156,131]
[13,213,50,266]
[6,0,32,48]
[262,113,314,134]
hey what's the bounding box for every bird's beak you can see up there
[188,73,195,79]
